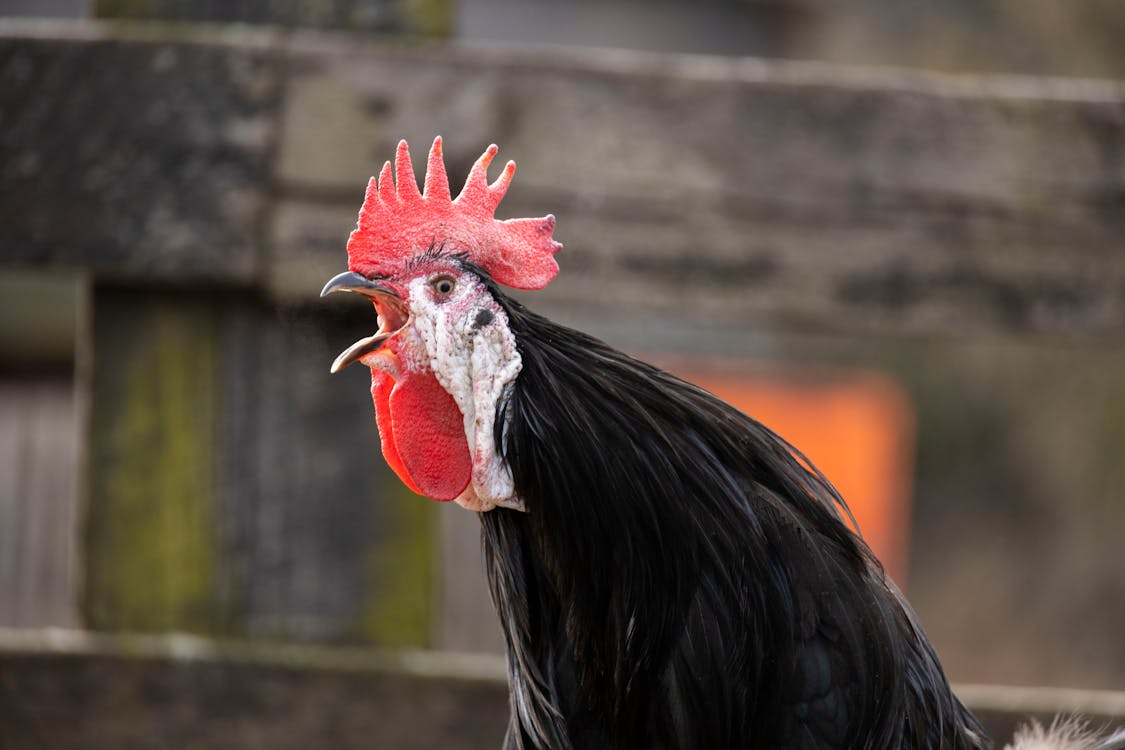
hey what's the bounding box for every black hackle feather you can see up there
[471,270,988,750]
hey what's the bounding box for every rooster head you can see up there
[321,137,562,512]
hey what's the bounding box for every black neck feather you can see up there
[479,287,986,750]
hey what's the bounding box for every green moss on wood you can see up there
[402,0,453,38]
[85,295,218,633]
[359,478,436,648]
[94,0,156,18]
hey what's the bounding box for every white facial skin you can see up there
[385,262,525,512]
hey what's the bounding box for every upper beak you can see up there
[320,270,399,301]
[321,271,409,374]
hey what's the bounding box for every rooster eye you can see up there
[431,275,456,297]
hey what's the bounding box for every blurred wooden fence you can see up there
[0,630,1122,749]
[0,381,80,629]
[0,18,1123,682]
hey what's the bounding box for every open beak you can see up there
[321,271,409,374]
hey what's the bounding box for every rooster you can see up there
[321,138,1123,750]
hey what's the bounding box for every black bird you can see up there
[322,137,1122,750]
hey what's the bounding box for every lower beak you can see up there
[321,271,409,373]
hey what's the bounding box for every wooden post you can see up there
[85,289,221,632]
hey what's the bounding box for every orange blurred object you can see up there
[660,360,916,586]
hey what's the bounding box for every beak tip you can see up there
[320,270,364,299]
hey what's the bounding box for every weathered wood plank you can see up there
[94,0,398,31]
[0,380,80,628]
[84,286,437,644]
[0,633,510,750]
[437,506,503,653]
[2,21,1123,337]
[0,270,81,368]
[0,631,1122,749]
[93,0,453,37]
[214,297,438,645]
[269,37,1125,338]
[85,290,221,631]
[0,26,280,282]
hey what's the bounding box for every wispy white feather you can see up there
[1007,718,1125,750]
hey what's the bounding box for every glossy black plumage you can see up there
[475,274,988,750]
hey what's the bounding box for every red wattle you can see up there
[370,368,471,502]
[371,371,422,495]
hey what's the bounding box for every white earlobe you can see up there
[464,317,522,510]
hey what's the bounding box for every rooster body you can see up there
[485,288,984,749]
[322,138,1121,750]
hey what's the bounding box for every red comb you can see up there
[346,137,562,290]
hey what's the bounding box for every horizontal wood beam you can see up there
[0,22,279,284]
[2,20,1124,340]
[0,630,509,750]
[1,630,1122,748]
